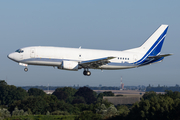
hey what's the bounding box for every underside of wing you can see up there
[79,57,115,69]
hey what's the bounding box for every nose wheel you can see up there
[83,69,91,76]
[24,68,28,72]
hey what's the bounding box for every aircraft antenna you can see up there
[120,76,124,90]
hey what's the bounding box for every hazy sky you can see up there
[0,1,179,87]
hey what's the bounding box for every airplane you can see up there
[8,24,172,76]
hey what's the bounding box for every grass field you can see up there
[94,90,145,95]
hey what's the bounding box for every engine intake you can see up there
[60,61,79,71]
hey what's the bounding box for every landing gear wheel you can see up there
[83,69,91,76]
[86,71,91,76]
[24,68,28,72]
[83,70,87,75]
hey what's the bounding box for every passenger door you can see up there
[133,55,138,64]
[30,48,35,58]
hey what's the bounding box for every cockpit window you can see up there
[15,49,24,53]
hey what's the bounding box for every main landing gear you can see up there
[24,67,28,72]
[83,69,91,76]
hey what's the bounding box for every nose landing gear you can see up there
[24,67,28,72]
[19,63,28,72]
[83,69,91,76]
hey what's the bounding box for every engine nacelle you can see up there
[60,61,79,71]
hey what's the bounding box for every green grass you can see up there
[5,115,77,120]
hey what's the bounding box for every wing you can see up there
[79,57,115,69]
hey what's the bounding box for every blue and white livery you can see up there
[8,25,172,76]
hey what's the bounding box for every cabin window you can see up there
[119,57,129,60]
[79,55,81,57]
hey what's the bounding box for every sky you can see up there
[0,1,179,87]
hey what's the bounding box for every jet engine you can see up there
[59,61,79,71]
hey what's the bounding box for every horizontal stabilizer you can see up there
[148,54,173,58]
[139,54,172,66]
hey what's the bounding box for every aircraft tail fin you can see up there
[134,24,169,65]
[139,24,169,56]
[123,25,169,56]
[124,25,170,65]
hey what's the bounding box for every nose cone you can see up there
[7,53,13,59]
[7,53,16,61]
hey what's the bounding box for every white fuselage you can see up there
[8,46,143,70]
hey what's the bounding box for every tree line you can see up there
[146,84,180,92]
[21,85,121,91]
[1,80,180,119]
[0,80,116,119]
